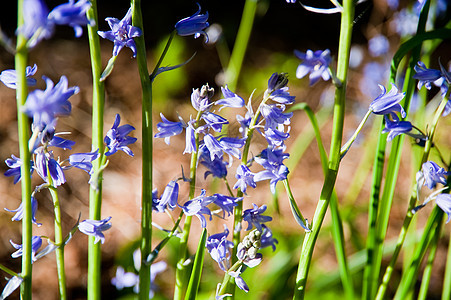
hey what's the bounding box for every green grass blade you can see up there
[185,228,208,300]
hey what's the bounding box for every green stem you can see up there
[130,1,154,299]
[226,0,257,91]
[86,1,105,299]
[15,0,32,299]
[0,264,20,278]
[340,109,372,157]
[442,231,451,300]
[150,31,175,79]
[48,187,66,300]
[293,0,354,298]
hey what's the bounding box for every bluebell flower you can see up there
[180,189,214,228]
[111,267,138,290]
[17,0,54,47]
[203,134,224,160]
[201,112,228,132]
[242,204,273,231]
[382,116,412,142]
[260,104,292,130]
[263,126,290,147]
[191,84,214,112]
[183,120,197,154]
[105,114,137,156]
[98,8,142,57]
[254,147,290,193]
[294,49,331,85]
[5,196,41,226]
[23,75,78,130]
[151,188,163,212]
[35,121,76,150]
[10,236,42,262]
[392,8,419,37]
[159,180,179,211]
[417,161,449,190]
[260,225,278,251]
[413,61,443,90]
[4,155,33,184]
[268,86,295,105]
[215,85,245,110]
[229,267,249,293]
[199,148,228,179]
[236,111,253,138]
[212,194,242,218]
[78,216,112,244]
[175,3,209,42]
[47,0,93,37]
[218,136,245,159]
[154,113,185,145]
[267,72,289,92]
[67,149,99,173]
[0,64,37,89]
[436,194,451,223]
[206,225,234,271]
[234,164,256,194]
[368,83,406,118]
[35,148,66,187]
[368,34,390,57]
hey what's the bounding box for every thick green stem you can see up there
[48,187,67,300]
[15,0,32,298]
[293,0,354,298]
[226,0,257,91]
[130,1,154,299]
[86,1,105,299]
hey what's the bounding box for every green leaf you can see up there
[100,55,117,82]
[185,228,208,300]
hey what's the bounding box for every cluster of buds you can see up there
[237,229,262,266]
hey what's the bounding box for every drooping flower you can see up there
[215,85,245,110]
[183,120,197,154]
[175,3,209,42]
[382,115,413,142]
[159,180,179,211]
[104,114,137,157]
[47,0,93,37]
[5,196,41,226]
[417,161,449,190]
[368,34,390,57]
[234,164,256,194]
[34,148,66,187]
[78,216,112,244]
[413,61,443,90]
[17,0,55,47]
[435,194,451,223]
[212,194,242,218]
[260,104,292,130]
[218,136,244,160]
[179,189,214,228]
[199,148,228,179]
[4,155,33,184]
[0,64,37,89]
[254,147,290,193]
[206,225,234,271]
[368,83,406,118]
[10,236,42,262]
[201,112,229,132]
[294,49,332,85]
[23,75,78,130]
[191,84,214,112]
[154,113,185,145]
[266,73,295,104]
[97,7,142,57]
[242,204,273,232]
[260,225,278,251]
[67,149,99,173]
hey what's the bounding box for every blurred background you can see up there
[0,0,450,299]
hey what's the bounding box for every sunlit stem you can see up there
[340,109,372,158]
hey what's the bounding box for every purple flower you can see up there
[215,85,245,110]
[159,180,179,211]
[175,3,209,42]
[242,204,273,232]
[260,225,278,251]
[206,225,234,271]
[183,121,197,154]
[47,0,93,37]
[34,148,66,187]
[382,116,412,142]
[180,189,214,228]
[111,267,138,290]
[17,0,54,47]
[67,149,99,173]
[234,164,256,194]
[368,34,390,57]
[436,194,451,223]
[260,104,292,130]
[203,134,224,160]
[263,127,290,147]
[294,49,331,85]
[0,64,37,89]
[191,84,214,112]
[266,73,295,104]
[201,112,228,132]
[413,61,443,90]
[229,267,249,293]
[199,148,228,179]
[368,83,406,118]
[5,196,41,226]
[218,136,244,159]
[78,216,112,244]
[212,194,242,218]
[4,155,33,184]
[98,8,142,57]
[104,114,137,157]
[254,147,290,193]
[10,236,42,262]
[418,161,449,190]
[23,75,78,130]
[154,113,184,145]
